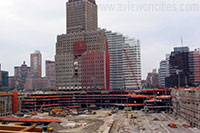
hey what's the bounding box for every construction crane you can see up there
[123,48,140,90]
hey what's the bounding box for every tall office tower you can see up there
[46,60,56,89]
[0,64,2,87]
[56,0,110,90]
[105,31,124,90]
[30,50,42,77]
[9,76,15,89]
[158,55,169,88]
[165,47,190,88]
[0,65,9,89]
[189,49,200,86]
[14,61,31,89]
[145,69,159,88]
[105,31,141,90]
[123,37,141,90]
[67,0,97,33]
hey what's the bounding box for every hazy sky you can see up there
[0,0,200,79]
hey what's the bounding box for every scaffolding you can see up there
[22,89,171,112]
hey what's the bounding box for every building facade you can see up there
[46,60,56,89]
[67,0,97,33]
[171,88,200,128]
[145,69,159,88]
[24,77,48,90]
[0,92,22,116]
[105,31,141,90]
[14,61,31,89]
[165,47,200,88]
[8,76,15,89]
[31,50,42,77]
[165,47,190,88]
[0,65,8,89]
[0,64,2,88]
[123,37,141,90]
[0,71,9,89]
[158,55,169,88]
[105,31,125,90]
[56,0,110,90]
[0,93,13,116]
[189,49,200,87]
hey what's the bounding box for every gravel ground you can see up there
[30,110,200,133]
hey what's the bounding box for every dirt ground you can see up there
[31,110,200,133]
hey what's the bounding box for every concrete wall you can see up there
[172,89,200,128]
[0,94,12,117]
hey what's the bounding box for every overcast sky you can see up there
[0,0,200,79]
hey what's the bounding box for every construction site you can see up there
[0,101,200,133]
[22,89,171,112]
[0,88,199,132]
[0,0,200,132]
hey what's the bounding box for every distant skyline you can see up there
[0,0,200,79]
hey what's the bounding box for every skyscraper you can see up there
[0,65,9,89]
[165,47,190,88]
[56,0,109,90]
[158,55,169,88]
[189,49,200,86]
[165,47,200,88]
[105,31,124,90]
[145,69,159,88]
[123,37,141,90]
[30,50,42,77]
[105,31,141,90]
[67,0,97,33]
[14,61,31,89]
[46,60,56,89]
[0,64,2,88]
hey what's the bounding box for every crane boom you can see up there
[123,48,140,90]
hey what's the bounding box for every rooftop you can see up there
[68,0,96,4]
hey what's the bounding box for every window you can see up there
[34,56,38,73]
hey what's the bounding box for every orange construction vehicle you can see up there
[30,112,37,115]
[49,108,68,117]
[183,123,192,128]
[168,123,177,128]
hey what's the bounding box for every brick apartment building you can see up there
[31,50,42,77]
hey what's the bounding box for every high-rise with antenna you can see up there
[181,35,184,46]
